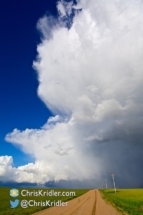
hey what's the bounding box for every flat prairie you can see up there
[100,189,143,215]
[0,187,88,215]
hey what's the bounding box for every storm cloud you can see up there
[3,0,143,187]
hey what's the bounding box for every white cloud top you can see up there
[2,0,143,184]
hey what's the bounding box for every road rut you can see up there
[32,190,121,215]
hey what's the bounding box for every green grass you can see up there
[100,189,143,215]
[0,187,89,215]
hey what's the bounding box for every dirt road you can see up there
[32,190,121,215]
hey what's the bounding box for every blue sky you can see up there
[0,0,57,166]
[0,0,143,187]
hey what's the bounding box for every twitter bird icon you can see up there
[10,199,19,208]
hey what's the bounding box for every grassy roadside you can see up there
[100,189,143,215]
[0,187,89,215]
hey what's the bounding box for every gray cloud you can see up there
[2,0,143,187]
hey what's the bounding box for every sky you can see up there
[0,0,143,188]
[0,0,56,166]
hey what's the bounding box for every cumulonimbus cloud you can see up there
[3,0,143,185]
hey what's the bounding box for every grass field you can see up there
[0,187,89,215]
[100,189,143,215]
